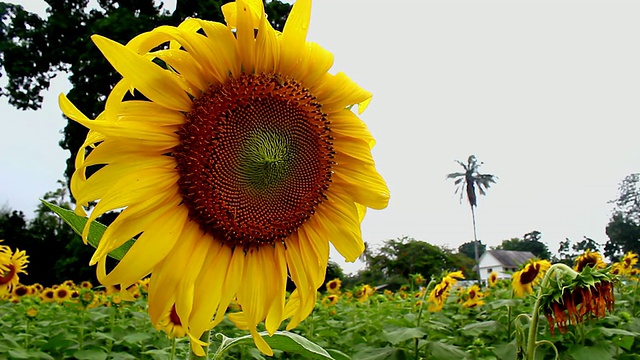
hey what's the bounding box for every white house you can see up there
[477,250,535,282]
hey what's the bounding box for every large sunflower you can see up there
[0,245,29,296]
[58,0,389,355]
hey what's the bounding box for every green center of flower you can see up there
[175,73,333,249]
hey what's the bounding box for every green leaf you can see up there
[460,320,501,337]
[7,349,31,359]
[41,200,134,260]
[123,332,152,344]
[568,344,614,360]
[73,349,109,360]
[600,328,639,338]
[383,327,427,345]
[326,349,351,360]
[351,347,407,360]
[213,331,334,360]
[427,342,467,360]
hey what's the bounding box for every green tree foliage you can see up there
[356,236,457,289]
[458,240,486,261]
[495,230,551,260]
[555,236,601,265]
[0,0,291,184]
[604,174,640,261]
[0,182,95,286]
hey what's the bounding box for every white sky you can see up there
[2,1,639,274]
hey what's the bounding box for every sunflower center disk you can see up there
[175,74,333,249]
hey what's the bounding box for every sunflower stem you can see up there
[632,278,639,316]
[189,330,211,360]
[169,337,176,360]
[414,278,436,360]
[507,290,514,341]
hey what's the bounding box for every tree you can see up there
[0,0,292,186]
[604,174,640,261]
[355,236,456,290]
[458,240,486,261]
[555,236,601,265]
[447,155,497,280]
[0,182,96,286]
[495,230,551,260]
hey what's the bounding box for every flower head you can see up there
[462,284,485,308]
[542,266,616,335]
[0,245,29,296]
[58,0,389,355]
[488,271,499,287]
[325,278,342,294]
[511,259,551,297]
[321,294,339,307]
[427,270,464,312]
[573,249,606,272]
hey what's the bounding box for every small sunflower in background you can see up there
[462,284,485,308]
[54,285,73,303]
[427,270,465,312]
[511,259,551,297]
[80,281,93,289]
[488,271,499,287]
[612,251,638,276]
[573,249,606,272]
[321,294,339,308]
[59,0,389,354]
[40,288,56,303]
[326,278,342,294]
[156,304,187,339]
[26,306,38,319]
[0,244,29,296]
[412,273,425,286]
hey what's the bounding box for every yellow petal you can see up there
[91,35,192,111]
[279,0,311,73]
[332,162,390,210]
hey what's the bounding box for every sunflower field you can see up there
[1,238,640,360]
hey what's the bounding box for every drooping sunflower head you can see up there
[511,259,552,297]
[573,249,606,272]
[541,265,616,336]
[59,0,389,355]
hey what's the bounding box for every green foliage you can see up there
[555,236,601,265]
[0,0,292,185]
[0,181,95,286]
[605,174,640,261]
[458,240,486,261]
[495,230,551,260]
[354,236,456,288]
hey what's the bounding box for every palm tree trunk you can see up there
[470,205,481,283]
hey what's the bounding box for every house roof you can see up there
[483,250,535,267]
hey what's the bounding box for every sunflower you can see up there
[462,284,485,308]
[54,285,73,303]
[325,278,342,294]
[427,271,464,312]
[26,307,38,319]
[613,251,639,276]
[573,249,606,272]
[80,281,93,289]
[488,271,499,287]
[511,259,551,297]
[0,246,29,296]
[156,304,188,339]
[40,288,56,303]
[58,0,389,355]
[321,294,339,307]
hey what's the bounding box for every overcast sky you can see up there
[2,0,639,274]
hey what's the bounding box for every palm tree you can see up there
[447,155,497,281]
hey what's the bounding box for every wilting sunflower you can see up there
[542,266,616,336]
[0,246,29,296]
[58,0,389,355]
[511,259,551,297]
[573,249,606,272]
[488,271,499,287]
[325,278,342,294]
